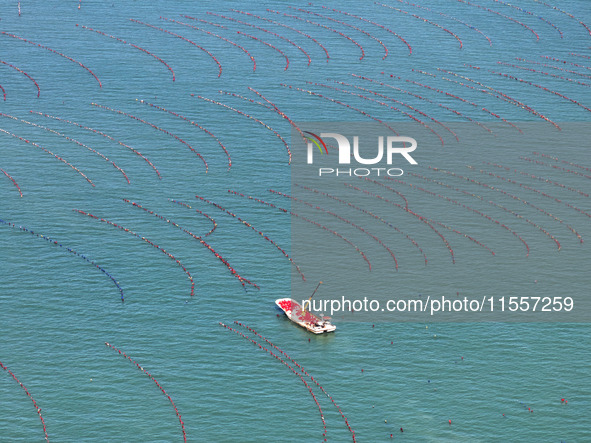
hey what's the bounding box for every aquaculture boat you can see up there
[275,297,336,334]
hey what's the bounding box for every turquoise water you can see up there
[1,1,590,441]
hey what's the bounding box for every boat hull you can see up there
[275,298,336,334]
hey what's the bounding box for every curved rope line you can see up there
[435,68,560,129]
[319,5,412,55]
[91,102,208,172]
[235,29,290,71]
[104,343,186,442]
[165,16,256,72]
[346,182,455,263]
[231,9,330,62]
[234,321,357,440]
[229,189,372,271]
[0,218,125,301]
[280,83,400,135]
[0,361,49,442]
[194,194,296,283]
[295,183,428,264]
[129,19,222,77]
[487,0,563,38]
[74,209,195,297]
[0,83,5,101]
[1,168,23,197]
[205,12,311,66]
[0,126,94,187]
[497,62,591,88]
[30,111,161,179]
[454,0,539,40]
[125,199,259,290]
[219,323,329,439]
[1,112,129,184]
[136,99,231,171]
[191,94,291,164]
[267,8,365,60]
[376,2,463,49]
[0,31,102,87]
[270,189,399,270]
[76,24,175,81]
[0,59,40,97]
[289,6,389,59]
[168,199,218,237]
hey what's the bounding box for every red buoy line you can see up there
[390,0,492,46]
[411,69,523,132]
[129,19,222,78]
[454,0,539,40]
[570,52,591,60]
[236,30,290,71]
[436,68,561,129]
[0,218,125,301]
[0,59,40,97]
[161,17,256,72]
[532,0,591,36]
[1,112,130,184]
[533,151,591,173]
[0,127,94,187]
[541,55,591,71]
[515,57,591,80]
[383,177,495,255]
[233,321,357,441]
[269,188,399,270]
[280,84,400,135]
[288,6,388,60]
[228,189,372,271]
[428,167,562,250]
[124,199,258,290]
[295,183,428,264]
[231,9,331,62]
[194,194,304,281]
[470,65,591,114]
[0,168,23,197]
[361,176,409,209]
[218,323,329,440]
[497,61,591,88]
[135,99,231,171]
[191,94,292,164]
[267,8,365,60]
[76,24,175,81]
[104,342,186,442]
[74,209,195,297]
[387,73,495,134]
[0,83,5,101]
[487,0,563,38]
[370,175,493,254]
[376,2,463,49]
[310,80,445,146]
[350,74,487,132]
[318,5,412,55]
[247,86,310,146]
[168,199,218,237]
[0,31,102,88]
[204,12,311,66]
[333,79,459,141]
[472,165,590,224]
[442,166,575,243]
[403,172,530,256]
[219,90,332,157]
[344,182,456,263]
[90,102,208,173]
[0,360,49,442]
[414,68,523,132]
[485,161,590,198]
[520,155,591,181]
[466,166,583,241]
[30,111,161,179]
